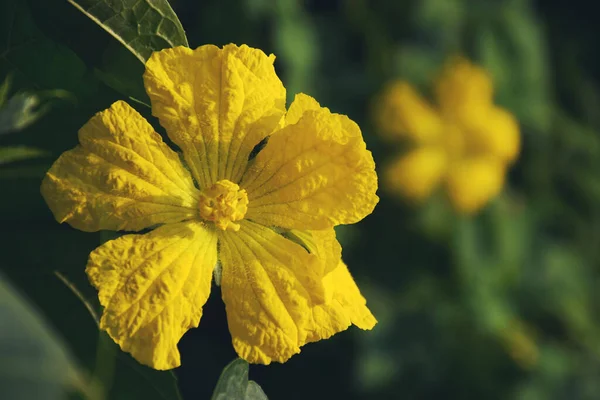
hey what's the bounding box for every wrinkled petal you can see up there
[241,95,379,230]
[86,221,218,370]
[143,44,286,188]
[465,106,520,164]
[374,81,443,143]
[445,157,505,214]
[219,221,328,364]
[41,101,199,232]
[435,57,494,127]
[306,261,377,344]
[283,92,320,126]
[385,147,447,201]
[284,228,341,278]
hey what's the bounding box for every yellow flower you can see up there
[41,44,379,370]
[376,58,520,214]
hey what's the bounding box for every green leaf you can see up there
[245,381,268,399]
[68,0,189,63]
[0,76,10,107]
[0,90,70,135]
[0,273,89,400]
[413,0,465,50]
[476,0,551,132]
[211,358,268,400]
[0,93,43,134]
[0,146,48,164]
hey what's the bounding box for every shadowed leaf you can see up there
[211,358,268,400]
[0,273,88,400]
[0,146,48,164]
[68,0,188,63]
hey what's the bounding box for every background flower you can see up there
[377,58,520,214]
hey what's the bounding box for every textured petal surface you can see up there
[283,93,320,127]
[219,221,327,364]
[385,147,447,201]
[284,228,342,278]
[306,261,377,344]
[143,44,286,188]
[445,157,505,214]
[241,97,379,230]
[41,101,199,232]
[87,221,218,370]
[375,81,443,143]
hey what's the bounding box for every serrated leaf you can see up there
[211,359,268,400]
[0,273,88,400]
[0,146,48,165]
[68,0,188,63]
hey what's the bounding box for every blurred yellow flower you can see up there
[375,58,520,214]
[41,44,378,370]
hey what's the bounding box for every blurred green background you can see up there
[2,0,600,399]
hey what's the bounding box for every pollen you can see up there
[198,180,248,231]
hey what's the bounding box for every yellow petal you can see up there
[283,93,321,126]
[385,147,446,201]
[219,221,327,364]
[306,261,377,344]
[241,99,379,230]
[445,157,505,214]
[465,107,520,163]
[435,57,493,128]
[374,81,443,143]
[143,44,286,188]
[41,101,199,232]
[284,228,341,278]
[86,221,218,370]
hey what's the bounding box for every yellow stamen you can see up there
[198,180,248,231]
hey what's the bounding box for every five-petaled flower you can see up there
[375,57,520,214]
[41,44,379,370]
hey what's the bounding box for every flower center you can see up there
[198,180,248,231]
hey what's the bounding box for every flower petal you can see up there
[465,106,520,164]
[435,57,494,127]
[445,157,505,214]
[284,228,341,278]
[41,101,199,232]
[374,81,443,143]
[86,221,218,370]
[283,93,320,126]
[385,147,447,201]
[219,221,327,364]
[306,261,377,344]
[241,97,379,230]
[143,44,286,188]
